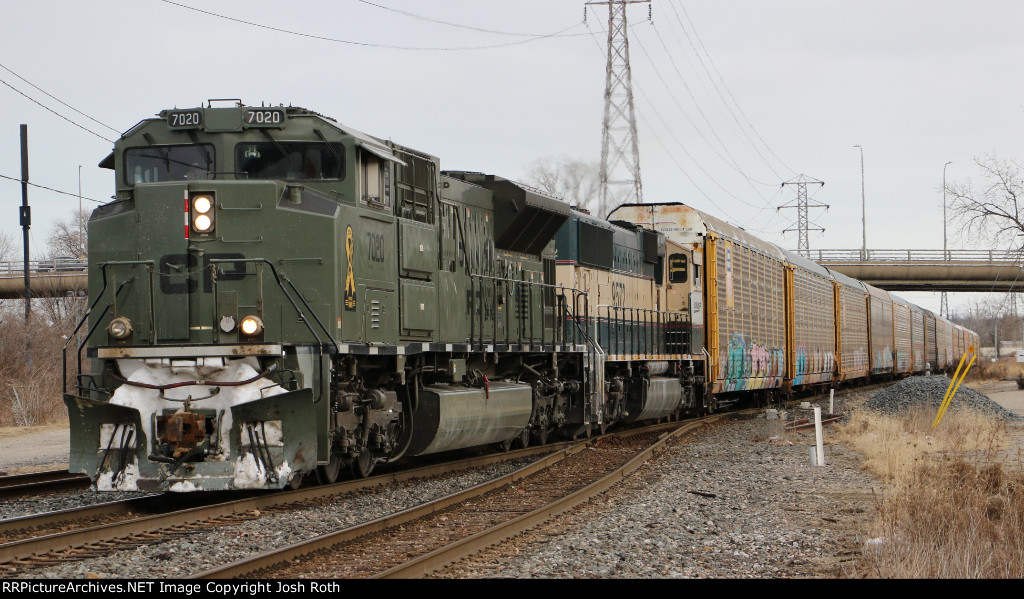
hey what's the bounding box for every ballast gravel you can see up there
[9,380,1019,579]
[432,412,877,579]
[864,375,1023,421]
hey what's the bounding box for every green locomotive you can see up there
[65,101,599,491]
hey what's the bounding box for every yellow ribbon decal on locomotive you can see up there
[345,225,356,311]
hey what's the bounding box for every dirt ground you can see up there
[4,379,1024,476]
[0,422,71,475]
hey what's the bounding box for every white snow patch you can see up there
[108,356,287,461]
[231,453,292,489]
[240,420,284,447]
[168,480,198,493]
[96,462,139,492]
[232,452,267,489]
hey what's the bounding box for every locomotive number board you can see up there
[166,110,203,129]
[243,109,285,127]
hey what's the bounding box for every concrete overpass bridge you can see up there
[798,249,1024,292]
[1,250,1021,298]
[0,259,87,299]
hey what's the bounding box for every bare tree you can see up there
[47,208,89,259]
[946,155,1024,250]
[0,232,14,263]
[524,156,601,214]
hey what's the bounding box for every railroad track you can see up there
[190,415,728,579]
[0,470,89,499]
[0,440,571,576]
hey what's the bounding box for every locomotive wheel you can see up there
[533,425,549,446]
[316,453,343,485]
[352,450,374,478]
[512,427,530,449]
[497,438,514,452]
[599,421,607,436]
[286,473,304,490]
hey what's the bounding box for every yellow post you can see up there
[932,346,976,429]
[939,352,969,410]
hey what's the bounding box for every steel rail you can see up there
[0,471,89,499]
[190,415,728,580]
[373,418,716,579]
[0,441,569,568]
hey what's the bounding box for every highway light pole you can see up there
[943,161,952,256]
[942,161,952,318]
[854,145,865,258]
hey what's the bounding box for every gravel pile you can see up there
[863,376,1023,421]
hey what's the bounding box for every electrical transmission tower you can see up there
[586,0,649,218]
[779,175,827,253]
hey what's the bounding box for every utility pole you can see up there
[20,125,31,324]
[19,124,32,369]
[586,0,649,219]
[779,174,827,254]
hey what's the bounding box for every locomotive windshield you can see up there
[124,144,215,185]
[235,142,345,181]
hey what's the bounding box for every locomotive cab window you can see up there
[235,142,345,181]
[669,253,688,283]
[360,152,391,208]
[124,144,215,185]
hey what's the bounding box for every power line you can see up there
[0,173,105,204]
[0,62,120,134]
[160,0,587,51]
[355,0,573,37]
[666,1,796,177]
[0,75,115,143]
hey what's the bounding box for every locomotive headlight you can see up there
[239,315,264,337]
[191,194,215,233]
[193,213,214,232]
[107,316,133,340]
[193,195,213,214]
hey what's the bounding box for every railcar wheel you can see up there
[352,450,374,479]
[316,454,343,485]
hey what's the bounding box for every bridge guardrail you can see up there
[0,258,87,276]
[795,249,1024,263]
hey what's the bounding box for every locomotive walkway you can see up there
[798,248,1024,292]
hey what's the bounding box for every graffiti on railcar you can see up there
[724,333,785,391]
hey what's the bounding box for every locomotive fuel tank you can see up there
[622,376,682,423]
[404,381,533,456]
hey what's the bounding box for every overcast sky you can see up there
[2,0,1023,316]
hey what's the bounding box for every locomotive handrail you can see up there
[469,273,591,350]
[593,304,688,359]
[211,257,334,405]
[63,260,154,396]
[209,258,337,350]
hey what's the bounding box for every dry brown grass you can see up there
[835,406,1024,578]
[969,357,1024,383]
[0,300,84,427]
